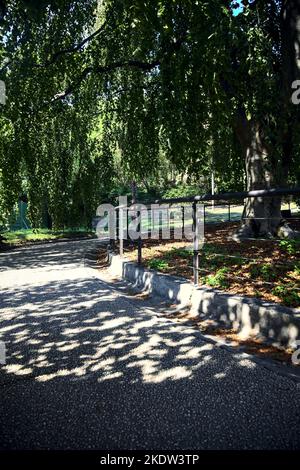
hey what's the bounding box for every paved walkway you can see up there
[0,240,299,450]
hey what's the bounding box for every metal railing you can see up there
[108,187,300,287]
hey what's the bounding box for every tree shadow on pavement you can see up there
[0,272,299,450]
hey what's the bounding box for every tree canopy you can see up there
[0,1,299,233]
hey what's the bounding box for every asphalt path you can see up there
[0,239,299,450]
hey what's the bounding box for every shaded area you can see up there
[0,239,102,271]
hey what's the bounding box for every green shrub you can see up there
[166,247,192,259]
[162,184,199,199]
[204,267,230,288]
[147,259,169,271]
[250,263,276,282]
[272,284,300,307]
[279,240,300,255]
[293,263,300,275]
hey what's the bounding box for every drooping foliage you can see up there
[0,1,299,228]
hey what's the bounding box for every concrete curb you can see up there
[108,253,300,349]
[108,254,194,305]
[190,288,300,349]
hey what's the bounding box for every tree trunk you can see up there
[233,0,300,240]
[280,0,300,175]
[234,115,286,239]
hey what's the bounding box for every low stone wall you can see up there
[190,288,300,349]
[108,254,193,304]
[108,253,300,349]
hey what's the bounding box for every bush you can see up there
[147,259,169,271]
[168,247,192,259]
[272,284,300,307]
[250,263,276,282]
[162,184,199,199]
[279,240,300,255]
[204,267,230,288]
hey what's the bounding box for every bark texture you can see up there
[234,0,300,240]
[234,115,285,239]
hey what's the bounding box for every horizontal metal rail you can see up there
[109,187,300,287]
[140,187,300,206]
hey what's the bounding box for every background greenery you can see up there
[0,1,299,231]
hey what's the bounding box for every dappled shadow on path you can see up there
[0,276,219,385]
[0,270,299,450]
[0,239,102,272]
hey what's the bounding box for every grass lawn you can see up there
[96,202,298,238]
[121,220,300,309]
[0,228,96,248]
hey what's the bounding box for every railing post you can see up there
[119,206,124,257]
[126,208,129,242]
[138,238,142,264]
[228,202,231,222]
[192,201,199,286]
[182,205,185,239]
[137,208,142,265]
[116,207,119,243]
[148,207,152,238]
[159,210,162,240]
[152,208,155,233]
[110,207,116,251]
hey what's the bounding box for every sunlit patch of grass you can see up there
[1,228,94,246]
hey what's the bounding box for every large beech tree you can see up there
[0,0,300,235]
[232,0,300,238]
